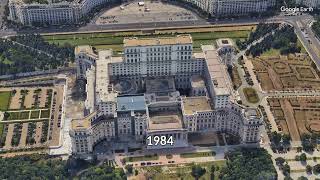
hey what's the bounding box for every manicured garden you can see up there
[124,154,159,162]
[243,87,260,103]
[180,151,216,158]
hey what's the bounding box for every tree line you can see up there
[236,23,301,57]
[0,34,74,75]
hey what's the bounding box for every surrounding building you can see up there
[9,0,276,25]
[183,0,275,16]
[70,35,264,158]
[8,0,116,25]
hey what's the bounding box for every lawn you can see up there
[243,87,260,103]
[30,110,40,119]
[44,29,251,53]
[124,154,159,162]
[0,91,11,111]
[180,151,216,158]
[40,109,50,119]
[4,111,30,120]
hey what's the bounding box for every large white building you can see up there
[9,0,276,26]
[70,35,264,158]
[8,0,116,25]
[183,0,275,16]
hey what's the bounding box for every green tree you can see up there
[191,165,206,180]
[210,165,215,180]
[300,153,307,162]
[282,164,290,176]
[297,176,308,180]
[306,165,312,174]
[275,157,286,166]
[125,164,133,174]
[313,164,320,174]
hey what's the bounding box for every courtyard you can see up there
[95,1,199,25]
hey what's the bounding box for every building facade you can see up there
[8,0,115,25]
[70,35,264,157]
[9,0,276,25]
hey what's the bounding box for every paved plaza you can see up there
[95,1,199,25]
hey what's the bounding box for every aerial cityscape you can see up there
[0,0,320,179]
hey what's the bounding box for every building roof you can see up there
[71,111,97,130]
[202,45,231,96]
[148,110,183,131]
[117,95,146,112]
[182,96,212,115]
[96,50,117,102]
[191,75,205,88]
[244,108,261,119]
[123,35,192,47]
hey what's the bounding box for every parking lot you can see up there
[95,1,199,25]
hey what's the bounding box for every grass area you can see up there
[124,154,159,162]
[262,48,280,56]
[141,160,226,180]
[4,111,30,120]
[40,110,50,119]
[30,110,40,119]
[0,123,3,138]
[261,39,307,56]
[243,87,260,103]
[0,92,11,111]
[44,29,251,54]
[180,151,216,158]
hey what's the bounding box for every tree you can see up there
[210,165,215,180]
[282,134,291,147]
[125,164,133,174]
[284,176,293,180]
[300,153,307,162]
[306,165,312,174]
[191,165,206,180]
[297,176,308,180]
[313,164,320,174]
[275,157,285,166]
[282,164,290,176]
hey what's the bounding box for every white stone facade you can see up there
[70,35,264,157]
[8,0,115,25]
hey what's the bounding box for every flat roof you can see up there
[191,75,205,88]
[117,95,146,111]
[182,96,212,115]
[71,111,97,130]
[202,45,231,96]
[123,35,192,47]
[148,114,183,131]
[244,108,261,119]
[146,77,175,93]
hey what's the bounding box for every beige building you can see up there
[8,0,115,25]
[71,35,263,157]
